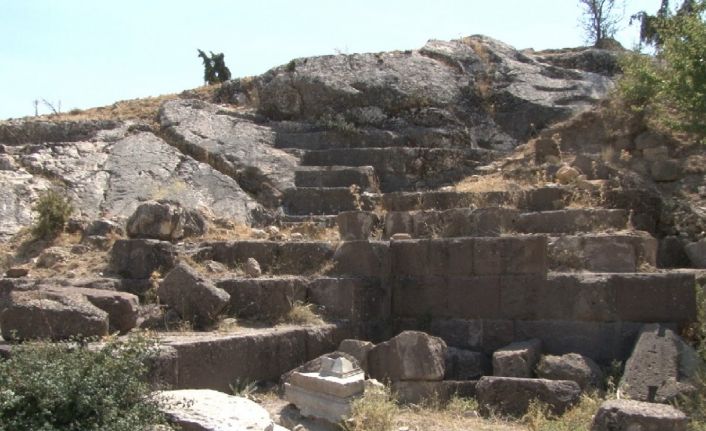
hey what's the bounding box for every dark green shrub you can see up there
[0,336,168,431]
[197,49,232,85]
[32,189,73,239]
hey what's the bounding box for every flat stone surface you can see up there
[157,389,278,431]
[288,370,364,399]
[477,376,581,417]
[619,323,700,403]
[591,399,688,431]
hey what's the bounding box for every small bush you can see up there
[343,384,398,431]
[32,189,73,239]
[0,336,168,431]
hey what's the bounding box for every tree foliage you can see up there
[619,0,706,135]
[197,49,232,85]
[578,0,623,45]
[0,336,168,431]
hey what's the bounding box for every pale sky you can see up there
[1,0,662,120]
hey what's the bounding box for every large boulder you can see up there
[126,200,206,241]
[368,331,447,381]
[156,389,283,431]
[476,376,581,417]
[619,323,701,403]
[591,399,688,431]
[0,291,108,340]
[492,339,542,378]
[157,263,230,328]
[536,353,604,391]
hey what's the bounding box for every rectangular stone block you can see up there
[500,274,615,321]
[331,241,390,277]
[474,237,547,276]
[390,239,430,276]
[392,276,448,318]
[613,273,696,324]
[307,277,390,321]
[514,320,643,364]
[446,276,502,319]
[216,277,307,320]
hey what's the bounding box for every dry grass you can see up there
[280,301,324,326]
[394,396,523,431]
[5,85,218,126]
[343,384,398,431]
[522,395,602,431]
[0,230,111,279]
[454,173,530,193]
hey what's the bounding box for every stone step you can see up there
[275,128,469,151]
[391,271,695,363]
[394,272,694,327]
[214,276,390,326]
[381,208,629,239]
[301,147,493,192]
[196,240,336,276]
[382,187,571,212]
[548,233,657,272]
[294,166,380,191]
[282,187,381,216]
[280,214,338,228]
[153,324,351,392]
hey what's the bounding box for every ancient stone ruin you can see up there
[0,35,704,429]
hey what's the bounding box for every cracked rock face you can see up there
[224,35,614,151]
[159,99,298,207]
[0,129,261,239]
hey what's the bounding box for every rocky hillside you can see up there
[0,35,617,240]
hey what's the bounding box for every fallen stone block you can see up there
[368,330,447,382]
[1,291,108,340]
[476,376,581,417]
[157,389,280,431]
[536,353,604,390]
[126,200,206,241]
[619,323,701,403]
[44,286,139,334]
[110,238,177,279]
[158,263,230,328]
[492,338,542,378]
[591,399,688,431]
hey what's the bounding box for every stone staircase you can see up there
[110,174,696,391]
